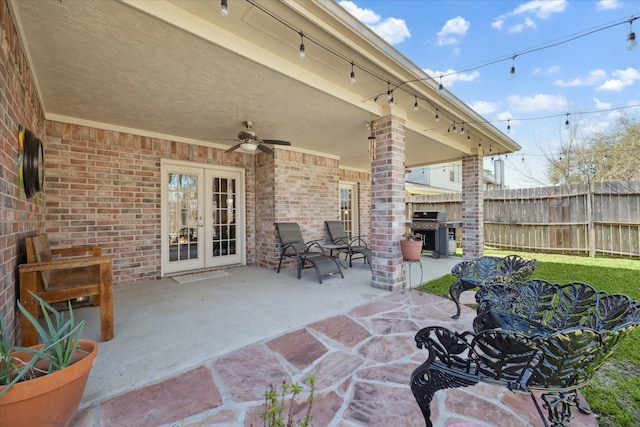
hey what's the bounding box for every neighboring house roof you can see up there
[11,0,520,170]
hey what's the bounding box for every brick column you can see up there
[461,153,484,259]
[370,114,405,291]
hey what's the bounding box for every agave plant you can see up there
[0,292,85,396]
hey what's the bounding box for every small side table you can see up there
[402,258,423,293]
[321,243,349,268]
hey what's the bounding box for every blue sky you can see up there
[338,0,640,188]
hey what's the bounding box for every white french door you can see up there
[339,182,358,237]
[161,160,245,275]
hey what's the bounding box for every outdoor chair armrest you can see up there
[18,255,113,273]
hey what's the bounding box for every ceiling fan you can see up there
[225,121,291,155]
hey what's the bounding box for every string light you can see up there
[628,19,637,50]
[350,62,356,84]
[413,95,419,111]
[565,114,570,129]
[510,55,516,74]
[459,122,465,134]
[298,32,305,59]
[220,0,228,16]
[507,119,511,134]
[242,1,638,135]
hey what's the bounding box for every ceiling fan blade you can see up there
[261,139,291,146]
[225,143,243,153]
[257,144,273,154]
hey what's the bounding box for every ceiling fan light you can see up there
[240,142,257,152]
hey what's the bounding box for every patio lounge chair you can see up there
[325,220,372,269]
[275,222,344,284]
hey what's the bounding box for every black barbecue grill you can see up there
[410,210,461,258]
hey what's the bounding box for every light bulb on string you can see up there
[507,119,511,134]
[350,62,356,84]
[627,19,637,50]
[438,76,444,95]
[298,33,305,59]
[565,114,570,129]
[413,95,419,111]
[221,0,228,16]
[510,55,516,75]
[435,108,440,122]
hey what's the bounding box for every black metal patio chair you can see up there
[275,222,344,284]
[411,279,640,427]
[325,220,372,269]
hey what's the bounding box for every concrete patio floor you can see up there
[68,257,598,427]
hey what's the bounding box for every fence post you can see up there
[587,181,596,257]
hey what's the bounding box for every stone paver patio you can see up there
[71,289,598,427]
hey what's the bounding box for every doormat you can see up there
[172,270,230,284]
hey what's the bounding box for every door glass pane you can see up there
[167,173,199,262]
[212,177,236,257]
[340,188,353,238]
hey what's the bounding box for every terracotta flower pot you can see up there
[0,339,98,427]
[401,239,422,261]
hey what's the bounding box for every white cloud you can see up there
[554,69,608,87]
[338,1,410,45]
[338,1,379,25]
[469,100,499,115]
[533,65,561,75]
[374,17,411,44]
[511,0,567,19]
[492,0,566,33]
[423,68,480,87]
[508,17,537,33]
[596,0,622,11]
[508,93,568,112]
[593,98,612,109]
[436,16,470,46]
[597,68,640,91]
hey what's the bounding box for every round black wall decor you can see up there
[23,129,44,199]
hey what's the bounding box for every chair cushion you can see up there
[32,233,52,289]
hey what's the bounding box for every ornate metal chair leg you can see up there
[448,280,464,319]
[541,391,579,427]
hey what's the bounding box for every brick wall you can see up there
[370,115,406,291]
[0,0,46,342]
[261,150,341,270]
[462,153,484,259]
[43,121,254,286]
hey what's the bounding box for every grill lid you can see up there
[412,210,448,222]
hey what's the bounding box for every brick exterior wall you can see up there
[263,150,341,270]
[43,121,254,286]
[0,0,46,343]
[462,153,484,259]
[370,115,406,291]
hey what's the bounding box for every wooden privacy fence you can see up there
[407,181,640,258]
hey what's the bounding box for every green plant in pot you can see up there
[401,231,423,261]
[0,292,98,426]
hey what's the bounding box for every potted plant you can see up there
[0,293,98,426]
[401,231,423,261]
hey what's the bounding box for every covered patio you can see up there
[69,260,597,427]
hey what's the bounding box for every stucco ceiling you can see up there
[11,0,519,171]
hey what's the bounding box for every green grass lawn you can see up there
[418,249,640,427]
